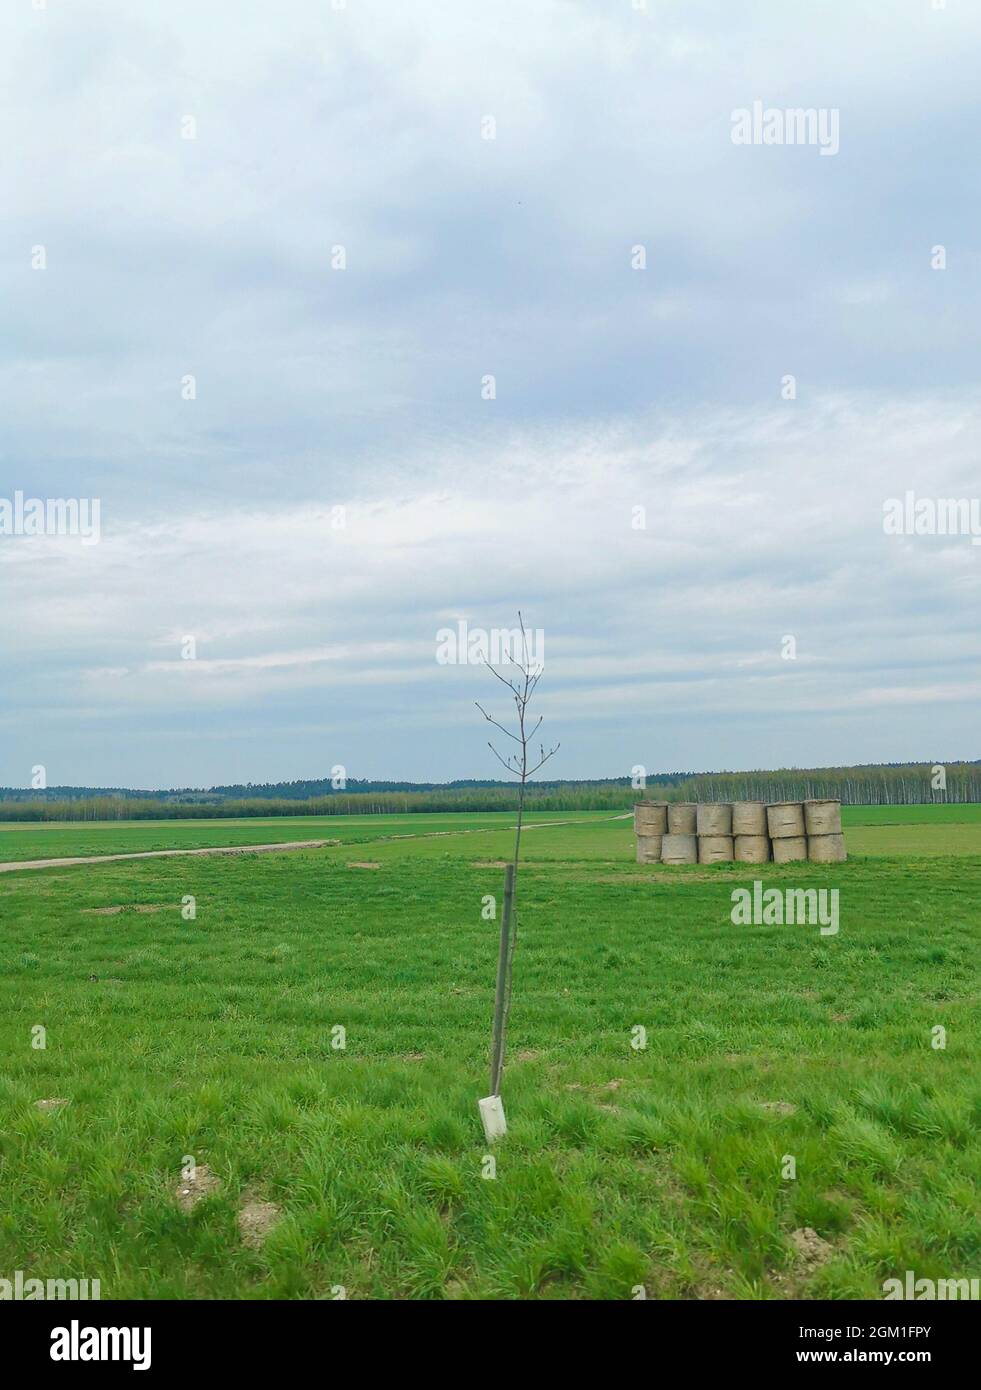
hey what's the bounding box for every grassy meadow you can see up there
[0,811,584,863]
[0,805,978,1299]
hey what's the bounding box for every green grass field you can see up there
[0,811,588,863]
[2,802,978,865]
[0,806,978,1299]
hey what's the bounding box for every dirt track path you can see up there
[0,814,632,874]
[0,839,336,873]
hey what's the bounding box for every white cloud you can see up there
[1,1,979,784]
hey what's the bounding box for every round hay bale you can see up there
[766,801,805,838]
[808,833,847,863]
[636,834,663,864]
[698,834,734,864]
[771,835,807,863]
[804,800,842,836]
[667,803,697,835]
[734,834,771,863]
[634,802,668,835]
[732,801,767,836]
[696,803,732,836]
[661,833,697,864]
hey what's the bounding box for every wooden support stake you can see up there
[488,862,515,1097]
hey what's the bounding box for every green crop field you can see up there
[0,805,978,1299]
[0,811,589,864]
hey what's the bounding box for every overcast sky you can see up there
[2,0,979,789]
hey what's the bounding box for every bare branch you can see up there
[474,702,521,743]
[477,655,523,698]
[526,743,560,776]
[480,613,559,1100]
[486,741,522,777]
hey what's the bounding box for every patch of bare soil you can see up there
[759,1100,797,1115]
[85,906,125,915]
[471,861,508,869]
[175,1163,221,1213]
[790,1227,834,1269]
[768,1228,836,1297]
[347,862,381,870]
[36,1098,70,1111]
[238,1200,282,1249]
[515,1049,542,1062]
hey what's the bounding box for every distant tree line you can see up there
[0,775,637,804]
[0,761,977,822]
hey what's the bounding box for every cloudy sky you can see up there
[2,0,979,789]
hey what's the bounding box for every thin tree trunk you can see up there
[489,862,516,1096]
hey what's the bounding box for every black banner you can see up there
[4,1298,973,1374]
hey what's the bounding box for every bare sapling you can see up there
[475,614,559,1142]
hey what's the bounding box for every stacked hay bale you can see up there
[696,801,733,863]
[632,797,846,865]
[633,801,667,863]
[805,799,847,862]
[766,801,808,862]
[662,802,698,863]
[732,801,770,862]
